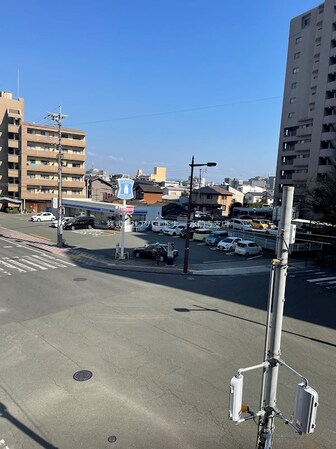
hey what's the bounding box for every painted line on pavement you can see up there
[29,233,51,240]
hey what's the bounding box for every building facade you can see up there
[0,91,86,212]
[274,0,336,216]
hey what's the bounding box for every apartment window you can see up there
[291,82,298,89]
[8,117,21,125]
[290,97,296,104]
[8,132,19,140]
[288,112,295,118]
[295,36,302,44]
[294,52,300,60]
[72,163,81,168]
[41,160,51,166]
[302,15,311,29]
[293,67,299,74]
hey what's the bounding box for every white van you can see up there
[151,220,172,233]
[192,228,214,242]
[230,218,252,230]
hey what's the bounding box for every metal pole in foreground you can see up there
[183,156,195,274]
[120,199,126,259]
[257,186,294,448]
[48,107,67,248]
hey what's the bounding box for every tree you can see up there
[306,174,336,225]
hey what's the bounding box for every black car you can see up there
[63,216,95,230]
[133,243,179,262]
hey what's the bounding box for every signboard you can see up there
[117,178,134,200]
[119,205,134,215]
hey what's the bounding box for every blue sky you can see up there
[1,0,320,183]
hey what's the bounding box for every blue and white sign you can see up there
[117,178,134,200]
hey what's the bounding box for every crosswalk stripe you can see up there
[307,276,336,283]
[28,255,59,269]
[25,256,66,268]
[3,258,36,272]
[0,266,11,276]
[20,258,49,270]
[38,253,76,266]
[0,260,26,273]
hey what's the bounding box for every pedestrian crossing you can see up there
[289,267,336,289]
[0,253,76,277]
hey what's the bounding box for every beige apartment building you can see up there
[275,0,336,216]
[0,91,86,212]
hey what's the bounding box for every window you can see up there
[294,52,300,60]
[290,97,296,104]
[296,36,302,44]
[302,15,311,29]
[291,82,298,89]
[293,67,299,74]
[288,112,295,118]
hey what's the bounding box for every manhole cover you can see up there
[73,278,87,282]
[73,370,93,381]
[108,436,117,443]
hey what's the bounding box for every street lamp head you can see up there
[206,162,217,167]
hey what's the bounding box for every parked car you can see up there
[179,228,195,239]
[133,243,179,262]
[31,212,56,222]
[205,230,229,246]
[192,228,214,242]
[51,217,73,228]
[163,224,187,236]
[230,218,252,230]
[235,240,262,256]
[251,219,272,230]
[217,237,242,251]
[63,216,95,230]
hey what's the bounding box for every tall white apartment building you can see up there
[275,0,336,216]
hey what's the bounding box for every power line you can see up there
[67,96,282,127]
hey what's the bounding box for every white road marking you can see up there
[20,258,49,270]
[307,276,336,283]
[0,260,26,273]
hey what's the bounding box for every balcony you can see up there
[323,114,336,125]
[8,124,20,134]
[8,154,19,164]
[293,157,309,167]
[21,192,56,201]
[8,139,19,148]
[320,147,336,159]
[317,165,336,175]
[62,180,85,189]
[63,153,86,162]
[327,80,336,91]
[61,138,86,149]
[62,166,85,175]
[26,133,58,145]
[321,131,336,141]
[8,169,19,178]
[26,178,58,187]
[296,127,312,137]
[27,164,57,173]
[292,172,308,181]
[295,141,311,151]
[26,148,57,160]
[325,97,336,108]
[329,64,336,74]
[8,184,19,193]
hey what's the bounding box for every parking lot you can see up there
[0,214,277,269]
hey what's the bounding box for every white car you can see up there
[31,212,56,222]
[217,237,242,251]
[163,225,187,236]
[235,240,262,257]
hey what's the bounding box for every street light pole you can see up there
[183,156,216,274]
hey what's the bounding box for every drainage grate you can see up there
[73,370,93,381]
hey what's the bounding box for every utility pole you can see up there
[257,186,294,448]
[48,107,67,248]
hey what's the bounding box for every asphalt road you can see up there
[0,227,335,449]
